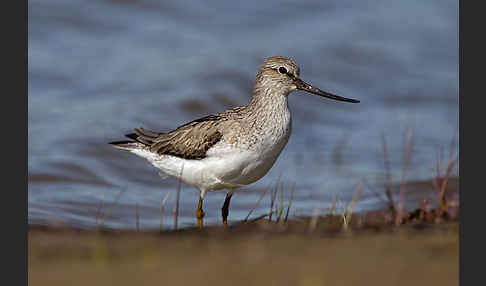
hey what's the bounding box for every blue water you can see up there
[28,0,458,230]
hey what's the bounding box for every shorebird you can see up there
[109,56,359,228]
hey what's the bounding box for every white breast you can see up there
[207,104,292,188]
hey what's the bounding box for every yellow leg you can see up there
[222,193,233,227]
[196,197,205,229]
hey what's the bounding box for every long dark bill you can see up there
[294,77,360,103]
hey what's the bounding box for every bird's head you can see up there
[255,56,359,103]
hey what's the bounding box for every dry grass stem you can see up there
[159,191,171,232]
[94,193,105,225]
[381,133,395,214]
[330,195,337,215]
[344,182,363,229]
[135,202,140,232]
[433,143,458,217]
[395,128,413,226]
[276,187,285,223]
[269,174,282,221]
[246,211,275,223]
[244,187,270,222]
[100,188,127,228]
[173,165,184,230]
[308,206,320,232]
[284,184,295,222]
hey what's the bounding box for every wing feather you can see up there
[128,114,223,159]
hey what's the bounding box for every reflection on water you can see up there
[28,0,458,230]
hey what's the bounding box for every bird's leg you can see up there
[221,192,233,227]
[196,196,205,229]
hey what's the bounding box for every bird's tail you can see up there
[110,128,163,151]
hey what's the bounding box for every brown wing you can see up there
[130,114,223,160]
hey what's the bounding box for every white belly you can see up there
[131,124,290,192]
[131,135,289,192]
[207,133,290,188]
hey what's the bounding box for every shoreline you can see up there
[29,175,459,286]
[29,219,458,286]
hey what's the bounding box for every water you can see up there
[28,0,458,230]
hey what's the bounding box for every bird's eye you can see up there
[278,67,287,74]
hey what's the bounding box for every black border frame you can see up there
[8,0,28,285]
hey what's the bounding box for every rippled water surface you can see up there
[29,0,458,229]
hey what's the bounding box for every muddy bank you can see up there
[29,218,458,286]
